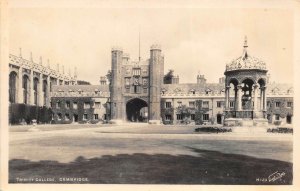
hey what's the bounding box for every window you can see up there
[73,102,78,109]
[203,114,209,121]
[165,115,172,121]
[286,115,292,124]
[83,114,88,120]
[65,113,70,121]
[229,101,234,108]
[275,114,280,120]
[57,113,62,121]
[177,114,183,120]
[133,68,141,76]
[275,102,280,107]
[217,101,223,108]
[287,102,293,107]
[94,114,99,120]
[203,101,209,108]
[66,101,70,109]
[56,101,61,108]
[95,102,101,108]
[189,101,195,108]
[177,101,182,107]
[191,114,195,120]
[166,102,172,108]
[134,85,140,93]
[84,102,91,109]
[267,101,271,107]
[125,88,130,93]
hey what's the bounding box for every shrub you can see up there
[9,104,52,125]
[195,127,232,133]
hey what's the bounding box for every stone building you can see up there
[9,51,77,107]
[50,85,109,123]
[108,45,164,124]
[8,50,77,124]
[106,40,293,125]
[9,39,293,126]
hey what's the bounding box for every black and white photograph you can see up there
[0,0,299,191]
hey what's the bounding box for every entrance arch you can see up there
[126,98,148,122]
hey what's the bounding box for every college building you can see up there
[9,38,293,126]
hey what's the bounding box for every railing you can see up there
[225,110,253,119]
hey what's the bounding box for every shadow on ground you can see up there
[9,147,292,184]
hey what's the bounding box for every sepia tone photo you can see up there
[1,0,300,191]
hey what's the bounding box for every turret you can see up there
[110,47,124,123]
[148,44,163,124]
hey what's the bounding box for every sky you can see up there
[9,5,294,85]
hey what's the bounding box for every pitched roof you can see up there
[52,85,109,92]
[162,83,225,94]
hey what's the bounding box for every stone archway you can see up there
[126,98,148,122]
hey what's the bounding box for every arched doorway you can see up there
[126,98,148,122]
[9,72,17,103]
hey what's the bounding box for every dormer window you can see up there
[272,87,280,93]
[205,88,212,94]
[190,89,196,94]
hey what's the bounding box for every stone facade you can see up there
[9,39,293,126]
[108,45,164,124]
[9,52,77,107]
[50,85,109,124]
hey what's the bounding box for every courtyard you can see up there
[9,124,293,184]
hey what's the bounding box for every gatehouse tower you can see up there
[109,44,164,124]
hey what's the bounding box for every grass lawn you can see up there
[9,124,293,184]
